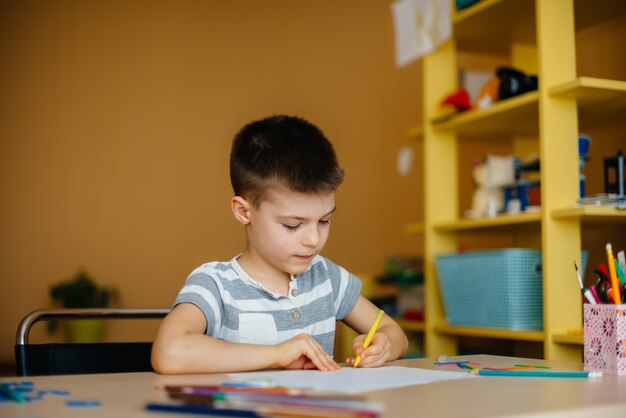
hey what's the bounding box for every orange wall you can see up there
[0,1,423,364]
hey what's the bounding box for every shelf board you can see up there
[404,222,424,235]
[431,91,539,137]
[434,211,541,232]
[397,319,425,333]
[552,333,583,346]
[434,322,544,342]
[452,0,626,54]
[454,0,536,54]
[549,77,626,125]
[552,205,626,224]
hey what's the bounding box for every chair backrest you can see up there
[15,308,170,376]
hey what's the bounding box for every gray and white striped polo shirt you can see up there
[173,255,361,356]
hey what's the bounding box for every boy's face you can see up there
[243,185,336,277]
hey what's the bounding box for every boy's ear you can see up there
[231,196,251,225]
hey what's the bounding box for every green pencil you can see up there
[514,364,551,369]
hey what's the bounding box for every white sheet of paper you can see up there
[228,366,474,394]
[391,0,452,67]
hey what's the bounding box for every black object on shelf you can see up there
[497,67,538,100]
[604,150,625,196]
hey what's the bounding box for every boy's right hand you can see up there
[276,334,340,371]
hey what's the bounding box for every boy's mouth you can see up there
[294,254,314,260]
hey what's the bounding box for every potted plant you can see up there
[49,269,119,343]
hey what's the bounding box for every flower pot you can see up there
[66,319,105,343]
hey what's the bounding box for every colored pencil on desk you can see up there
[221,381,274,389]
[148,397,381,417]
[161,385,382,417]
[164,385,364,400]
[166,385,302,397]
[434,361,470,365]
[172,392,372,408]
[472,369,601,378]
[216,393,376,408]
[146,403,262,417]
[514,364,551,369]
[214,396,381,418]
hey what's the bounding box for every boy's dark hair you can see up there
[230,115,344,206]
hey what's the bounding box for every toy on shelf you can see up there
[468,154,518,218]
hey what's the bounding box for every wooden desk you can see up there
[2,355,626,417]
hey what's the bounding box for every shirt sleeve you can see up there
[173,269,224,337]
[322,257,362,320]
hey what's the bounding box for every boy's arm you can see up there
[151,302,339,374]
[342,296,409,367]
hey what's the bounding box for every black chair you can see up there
[15,308,170,376]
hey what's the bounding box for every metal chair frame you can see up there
[15,308,170,376]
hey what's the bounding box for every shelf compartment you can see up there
[431,91,539,137]
[452,0,626,54]
[552,205,626,224]
[454,0,536,55]
[549,77,626,125]
[434,211,541,232]
[573,0,626,32]
[434,322,544,342]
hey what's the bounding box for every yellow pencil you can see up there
[353,309,385,368]
[607,243,621,304]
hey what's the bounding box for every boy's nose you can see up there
[302,226,320,247]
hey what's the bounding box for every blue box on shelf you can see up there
[435,249,588,330]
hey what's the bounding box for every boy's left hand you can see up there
[346,331,391,368]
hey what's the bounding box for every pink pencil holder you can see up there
[584,304,626,376]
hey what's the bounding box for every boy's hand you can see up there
[276,334,340,371]
[347,332,391,368]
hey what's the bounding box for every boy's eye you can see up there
[319,219,331,225]
[282,224,301,231]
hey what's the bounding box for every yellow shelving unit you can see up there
[396,319,426,333]
[417,0,626,362]
[552,206,626,223]
[552,333,583,346]
[434,322,544,342]
[549,77,626,124]
[434,211,541,232]
[433,91,539,136]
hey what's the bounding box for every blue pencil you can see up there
[473,369,602,378]
[434,361,470,365]
[146,402,263,417]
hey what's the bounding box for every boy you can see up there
[152,115,408,374]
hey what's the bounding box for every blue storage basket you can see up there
[435,249,588,330]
